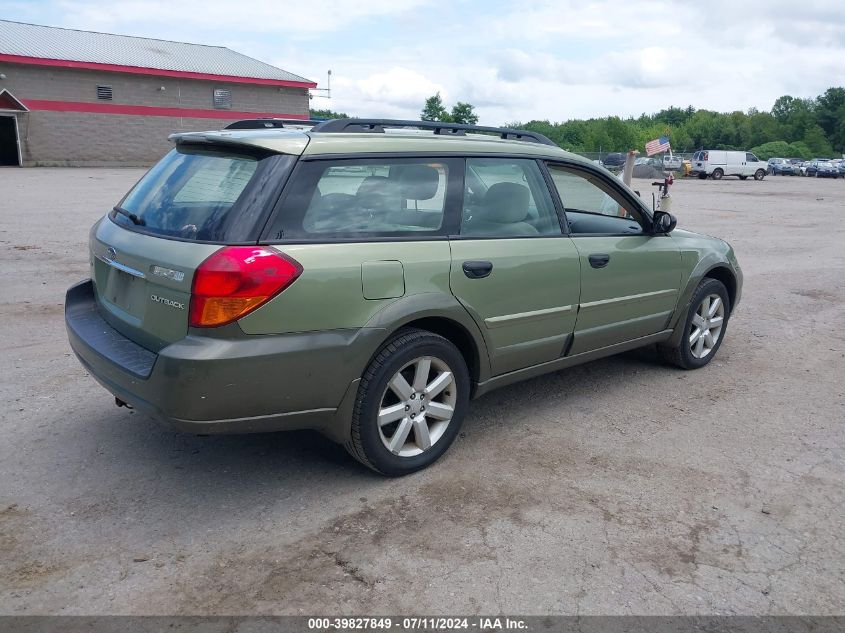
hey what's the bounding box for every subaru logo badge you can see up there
[105,247,117,262]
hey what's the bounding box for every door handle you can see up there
[588,254,610,269]
[462,260,493,279]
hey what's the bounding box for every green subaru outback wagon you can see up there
[66,118,742,475]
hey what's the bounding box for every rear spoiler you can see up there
[168,130,309,155]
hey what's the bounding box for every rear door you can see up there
[545,162,682,355]
[448,157,580,376]
[95,145,295,350]
[252,156,459,335]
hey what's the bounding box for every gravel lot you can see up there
[1,168,843,615]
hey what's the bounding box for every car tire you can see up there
[712,168,723,180]
[698,173,707,180]
[346,328,470,476]
[659,278,731,370]
[739,175,748,180]
[754,169,766,180]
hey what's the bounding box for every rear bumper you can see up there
[65,279,379,441]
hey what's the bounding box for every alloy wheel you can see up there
[377,356,456,457]
[689,294,725,359]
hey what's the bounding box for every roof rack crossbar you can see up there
[309,118,557,146]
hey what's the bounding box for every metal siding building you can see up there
[0,20,315,166]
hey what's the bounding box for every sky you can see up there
[4,0,845,124]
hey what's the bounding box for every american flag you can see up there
[645,136,671,156]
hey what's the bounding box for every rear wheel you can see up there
[712,168,724,180]
[347,329,470,476]
[659,278,730,370]
[754,169,766,180]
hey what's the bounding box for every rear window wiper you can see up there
[113,206,145,226]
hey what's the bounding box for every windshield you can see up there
[113,145,294,242]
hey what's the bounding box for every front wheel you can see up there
[347,329,470,476]
[659,278,730,370]
[754,169,766,180]
[711,168,724,180]
[739,175,748,180]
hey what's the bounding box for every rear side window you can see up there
[266,158,461,240]
[113,146,294,242]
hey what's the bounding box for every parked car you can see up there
[632,157,665,178]
[691,150,767,180]
[602,152,626,167]
[65,118,743,475]
[805,159,839,178]
[832,159,845,177]
[768,158,797,175]
[634,157,663,167]
[662,154,683,170]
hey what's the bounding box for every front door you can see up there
[745,152,763,176]
[449,158,581,376]
[0,116,20,166]
[545,163,682,355]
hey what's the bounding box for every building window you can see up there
[96,85,113,100]
[213,88,232,109]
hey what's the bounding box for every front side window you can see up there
[267,159,454,239]
[547,164,644,235]
[461,158,560,237]
[746,153,759,162]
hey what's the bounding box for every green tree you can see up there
[450,102,479,125]
[788,141,813,160]
[815,88,845,151]
[309,108,350,120]
[503,88,844,153]
[802,124,835,156]
[421,93,451,122]
[749,140,793,161]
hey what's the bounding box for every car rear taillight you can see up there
[189,246,302,328]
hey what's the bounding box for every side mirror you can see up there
[653,211,677,234]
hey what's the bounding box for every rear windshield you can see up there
[112,145,294,243]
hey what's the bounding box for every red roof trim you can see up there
[0,54,317,88]
[22,98,310,120]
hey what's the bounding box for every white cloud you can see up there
[5,0,845,124]
[330,66,448,114]
[49,0,433,36]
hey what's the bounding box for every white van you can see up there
[691,150,767,180]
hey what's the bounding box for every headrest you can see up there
[355,176,398,212]
[479,182,530,223]
[397,165,440,200]
[356,175,391,197]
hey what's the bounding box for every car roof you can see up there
[169,127,588,165]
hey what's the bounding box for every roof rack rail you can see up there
[309,118,557,147]
[224,118,320,130]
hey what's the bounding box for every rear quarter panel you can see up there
[237,241,453,334]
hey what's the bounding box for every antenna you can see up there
[309,70,332,100]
